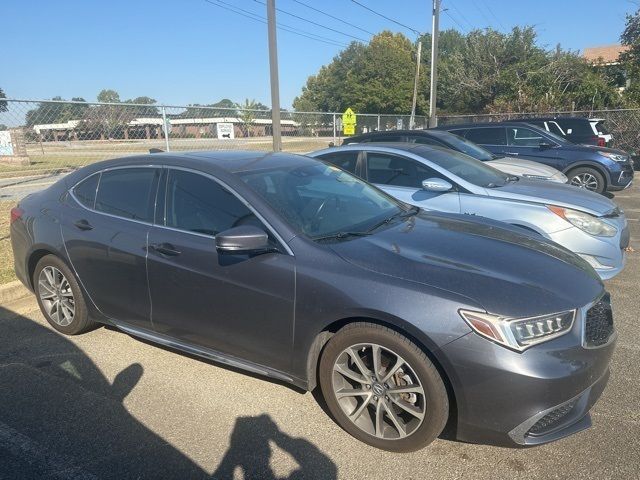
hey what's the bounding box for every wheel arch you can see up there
[563,161,611,187]
[26,246,66,290]
[305,316,460,435]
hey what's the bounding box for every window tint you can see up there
[557,119,592,136]
[410,136,441,146]
[506,127,544,146]
[546,122,565,136]
[371,134,403,142]
[165,169,258,236]
[319,151,359,173]
[366,153,446,188]
[73,173,99,209]
[464,127,507,145]
[95,168,157,221]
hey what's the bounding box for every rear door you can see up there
[462,127,508,156]
[146,168,295,372]
[503,126,562,169]
[363,151,460,212]
[62,167,159,329]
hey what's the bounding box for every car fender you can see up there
[562,160,612,185]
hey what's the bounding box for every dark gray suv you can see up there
[10,151,615,451]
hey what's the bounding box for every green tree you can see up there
[124,96,159,116]
[293,32,425,114]
[620,8,640,104]
[235,98,269,136]
[97,89,121,103]
[25,96,89,126]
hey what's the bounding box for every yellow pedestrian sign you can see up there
[342,108,356,135]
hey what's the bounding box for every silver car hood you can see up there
[486,157,562,178]
[486,179,619,216]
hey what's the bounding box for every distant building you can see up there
[583,44,629,66]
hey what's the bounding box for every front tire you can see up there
[568,167,605,194]
[318,323,449,452]
[34,255,95,335]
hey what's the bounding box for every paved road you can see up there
[1,186,639,480]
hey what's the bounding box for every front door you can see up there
[364,151,461,212]
[146,168,295,372]
[503,126,562,170]
[61,167,159,329]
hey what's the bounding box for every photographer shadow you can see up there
[212,414,337,480]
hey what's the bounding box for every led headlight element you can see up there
[547,205,617,237]
[459,310,576,351]
[598,152,628,163]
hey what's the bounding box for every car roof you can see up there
[75,150,316,176]
[436,121,542,129]
[321,142,459,157]
[510,116,592,123]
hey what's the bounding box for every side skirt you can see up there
[112,321,307,390]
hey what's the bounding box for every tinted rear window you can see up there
[73,173,99,209]
[555,119,593,136]
[95,168,158,222]
[464,127,507,145]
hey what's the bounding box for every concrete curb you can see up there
[0,280,31,305]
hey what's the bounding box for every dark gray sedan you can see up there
[10,151,615,451]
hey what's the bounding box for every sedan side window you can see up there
[366,153,445,188]
[506,127,544,146]
[95,168,158,222]
[464,127,507,146]
[164,169,261,236]
[73,173,100,209]
[319,151,359,174]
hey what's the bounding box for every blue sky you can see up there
[1,0,635,108]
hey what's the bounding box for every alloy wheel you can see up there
[570,172,599,191]
[38,266,75,327]
[331,343,426,440]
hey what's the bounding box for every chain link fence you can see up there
[0,99,427,183]
[438,109,640,154]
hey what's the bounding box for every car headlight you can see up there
[459,309,576,351]
[547,205,617,237]
[522,174,550,181]
[598,152,628,163]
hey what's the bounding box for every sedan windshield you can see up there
[239,163,408,240]
[417,148,510,188]
[430,131,494,161]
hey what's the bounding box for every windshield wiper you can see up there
[312,231,372,242]
[366,206,419,234]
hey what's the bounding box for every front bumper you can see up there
[547,215,628,280]
[438,298,616,447]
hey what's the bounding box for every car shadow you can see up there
[0,305,336,479]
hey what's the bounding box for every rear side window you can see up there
[95,168,158,222]
[546,121,565,136]
[164,169,258,236]
[319,151,359,174]
[464,127,507,146]
[73,174,99,209]
[556,119,592,136]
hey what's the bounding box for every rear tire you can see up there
[318,322,449,452]
[33,255,96,335]
[568,167,605,194]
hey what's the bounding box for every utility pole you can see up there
[428,0,440,128]
[266,0,282,151]
[409,39,422,130]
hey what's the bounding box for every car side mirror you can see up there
[421,178,453,192]
[215,226,273,254]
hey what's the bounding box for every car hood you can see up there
[487,178,619,216]
[487,157,562,177]
[329,212,603,318]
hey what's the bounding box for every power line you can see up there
[446,0,475,30]
[479,0,506,30]
[252,0,368,42]
[350,0,422,36]
[442,9,467,33]
[203,0,348,47]
[291,0,376,36]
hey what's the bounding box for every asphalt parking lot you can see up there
[0,186,639,480]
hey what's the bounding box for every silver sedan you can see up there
[310,143,629,279]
